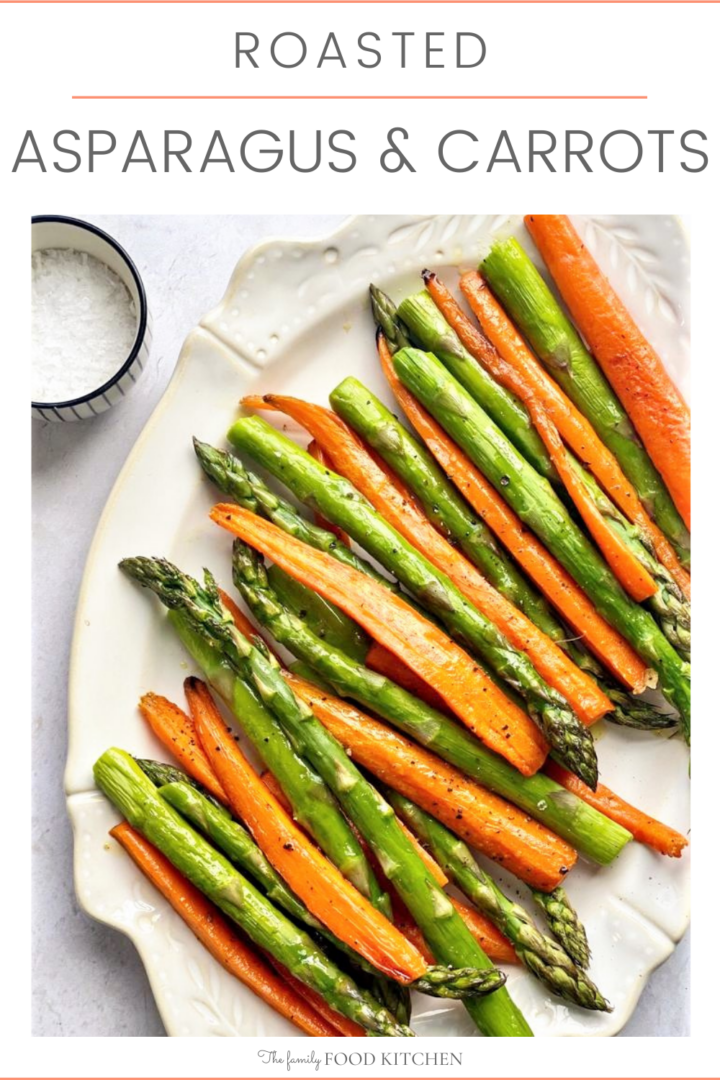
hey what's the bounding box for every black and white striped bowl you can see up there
[32,216,151,422]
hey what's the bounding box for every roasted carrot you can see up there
[432,272,654,600]
[217,588,280,661]
[110,822,339,1037]
[138,692,229,805]
[449,898,518,965]
[184,676,428,982]
[307,440,354,547]
[378,339,651,694]
[529,399,656,602]
[261,767,448,886]
[392,917,434,963]
[544,761,688,858]
[259,768,293,814]
[263,953,364,1036]
[452,271,689,600]
[365,640,451,715]
[244,395,608,726]
[242,394,275,412]
[210,501,547,776]
[396,900,517,966]
[244,426,436,708]
[524,215,691,531]
[394,821,447,885]
[455,270,690,599]
[285,670,577,891]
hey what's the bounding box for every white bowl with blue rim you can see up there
[31,216,152,422]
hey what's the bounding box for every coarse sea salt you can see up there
[32,248,138,403]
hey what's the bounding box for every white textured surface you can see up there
[32,247,137,404]
[33,215,689,1037]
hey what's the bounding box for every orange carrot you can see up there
[261,767,448,889]
[259,768,293,814]
[244,395,608,726]
[544,761,688,858]
[528,399,656,602]
[263,953,364,1036]
[307,440,353,547]
[388,876,517,966]
[455,270,690,599]
[397,822,448,886]
[449,898,518,965]
[396,900,517,966]
[261,771,512,971]
[261,758,510,960]
[184,676,427,983]
[365,640,452,715]
[138,692,229,805]
[285,670,577,891]
[525,214,691,531]
[210,501,547,777]
[378,337,652,694]
[110,822,339,1037]
[217,588,281,661]
[430,272,655,602]
[392,917,433,963]
[242,394,274,412]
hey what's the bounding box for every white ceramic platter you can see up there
[66,215,690,1037]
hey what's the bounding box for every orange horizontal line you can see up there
[7,1,720,4]
[73,94,648,100]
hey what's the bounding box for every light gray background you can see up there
[32,214,689,1037]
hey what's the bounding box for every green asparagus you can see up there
[369,288,677,731]
[95,748,413,1036]
[194,437,400,591]
[227,416,599,787]
[395,289,690,660]
[174,546,523,1026]
[136,758,226,810]
[230,537,631,864]
[397,288,555,480]
[268,563,371,663]
[387,791,609,1011]
[153,773,317,923]
[531,886,590,970]
[572,462,690,659]
[121,555,519,1021]
[600,685,678,731]
[120,558,386,910]
[482,237,691,570]
[147,768,412,1021]
[331,372,558,638]
[149,773,356,947]
[391,347,691,738]
[194,439,648,818]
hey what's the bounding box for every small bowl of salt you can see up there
[32,216,150,421]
